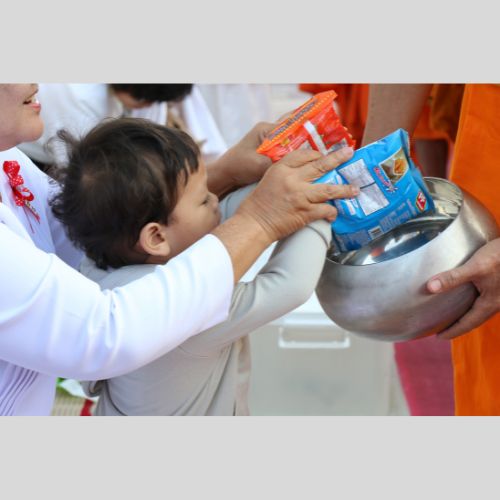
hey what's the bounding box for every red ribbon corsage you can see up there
[3,160,41,224]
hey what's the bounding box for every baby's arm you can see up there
[181,217,331,354]
[218,183,257,221]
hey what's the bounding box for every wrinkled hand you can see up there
[208,122,275,197]
[236,146,358,243]
[427,238,500,339]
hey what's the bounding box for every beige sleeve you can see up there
[180,219,331,356]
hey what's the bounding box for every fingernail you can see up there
[351,186,360,196]
[428,279,442,293]
[340,147,353,159]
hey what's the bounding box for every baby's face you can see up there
[162,159,221,260]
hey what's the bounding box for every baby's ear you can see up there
[138,222,171,259]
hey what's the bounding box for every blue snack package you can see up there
[315,128,435,253]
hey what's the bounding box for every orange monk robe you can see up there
[428,84,465,144]
[299,84,448,148]
[414,99,449,142]
[447,84,500,415]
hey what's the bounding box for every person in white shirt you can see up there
[48,118,356,415]
[198,84,273,148]
[0,84,347,415]
[18,83,227,171]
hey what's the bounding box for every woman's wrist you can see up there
[206,156,236,198]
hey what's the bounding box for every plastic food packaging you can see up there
[257,90,355,162]
[315,128,435,253]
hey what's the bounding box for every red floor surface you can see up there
[394,335,455,416]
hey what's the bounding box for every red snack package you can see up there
[257,90,355,162]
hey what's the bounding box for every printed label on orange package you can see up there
[257,90,355,162]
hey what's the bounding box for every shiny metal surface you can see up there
[316,177,500,341]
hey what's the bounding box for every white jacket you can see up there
[0,148,233,415]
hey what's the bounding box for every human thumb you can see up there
[427,264,474,294]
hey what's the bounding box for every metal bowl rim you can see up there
[325,177,466,268]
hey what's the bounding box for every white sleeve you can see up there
[0,225,233,380]
[181,86,228,159]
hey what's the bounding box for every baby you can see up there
[52,117,352,415]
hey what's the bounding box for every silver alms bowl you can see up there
[316,177,499,342]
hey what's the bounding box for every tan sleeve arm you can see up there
[362,84,433,146]
[211,213,273,284]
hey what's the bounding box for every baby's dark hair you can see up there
[109,84,193,103]
[51,118,200,270]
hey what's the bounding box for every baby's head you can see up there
[52,118,221,270]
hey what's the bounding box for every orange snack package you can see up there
[257,90,355,162]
